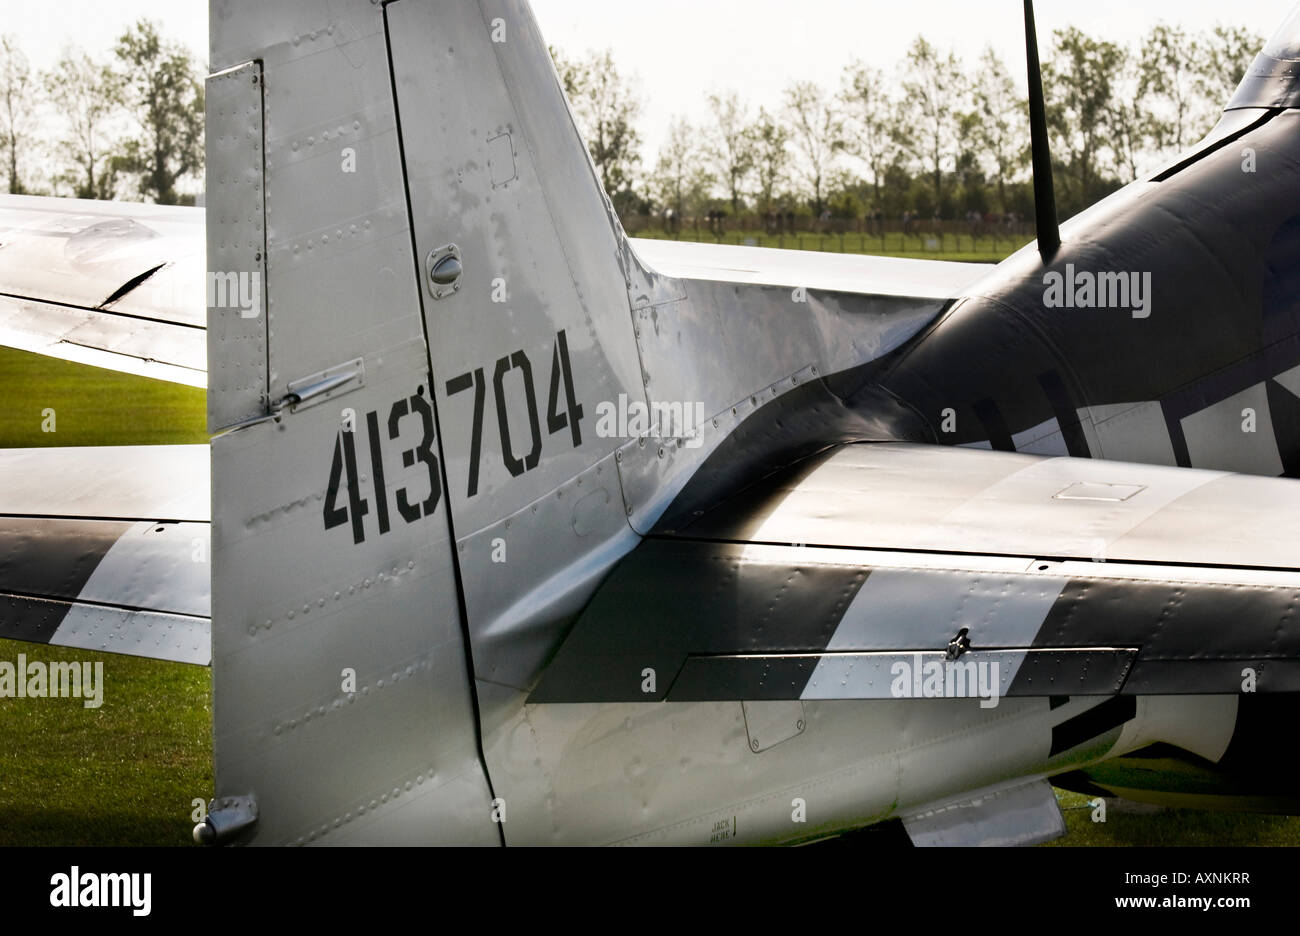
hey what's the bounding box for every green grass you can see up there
[1053,790,1300,846]
[0,638,211,847]
[0,345,207,447]
[2,340,1298,846]
[630,227,1020,263]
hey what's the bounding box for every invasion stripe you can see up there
[1049,696,1137,756]
[0,518,131,644]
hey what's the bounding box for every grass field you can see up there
[0,637,210,847]
[1,339,1297,846]
[630,227,1021,263]
[0,345,207,447]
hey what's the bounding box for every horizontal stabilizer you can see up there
[630,238,992,298]
[0,446,210,665]
[530,443,1300,703]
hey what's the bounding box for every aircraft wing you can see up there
[531,442,1300,704]
[0,194,207,388]
[0,445,210,665]
[630,238,993,298]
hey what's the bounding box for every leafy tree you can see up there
[783,81,841,216]
[550,44,582,97]
[1139,24,1201,156]
[751,107,791,218]
[0,35,38,194]
[826,170,871,220]
[898,37,962,211]
[1045,27,1125,213]
[953,109,989,215]
[1106,48,1149,182]
[653,117,712,219]
[46,49,124,200]
[706,90,756,215]
[1195,24,1265,110]
[838,61,899,214]
[551,46,644,216]
[967,46,1026,213]
[113,19,204,205]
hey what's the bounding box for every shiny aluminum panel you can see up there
[681,442,1300,569]
[900,777,1065,847]
[631,239,993,298]
[206,61,269,431]
[0,194,205,326]
[207,0,498,845]
[0,294,206,388]
[48,603,210,666]
[0,445,209,521]
[387,0,644,536]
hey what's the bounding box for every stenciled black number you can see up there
[322,390,442,544]
[389,392,441,520]
[547,329,584,447]
[493,350,542,478]
[323,426,370,545]
[445,368,486,497]
[366,410,391,536]
[446,330,584,499]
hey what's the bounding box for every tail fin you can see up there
[1227,4,1300,110]
[204,0,645,844]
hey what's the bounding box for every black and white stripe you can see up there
[529,537,1300,703]
[0,446,211,665]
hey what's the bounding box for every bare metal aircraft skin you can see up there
[2,0,1300,845]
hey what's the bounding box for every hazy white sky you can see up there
[8,0,1297,156]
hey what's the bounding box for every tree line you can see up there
[0,20,203,204]
[0,20,1263,223]
[552,22,1263,230]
